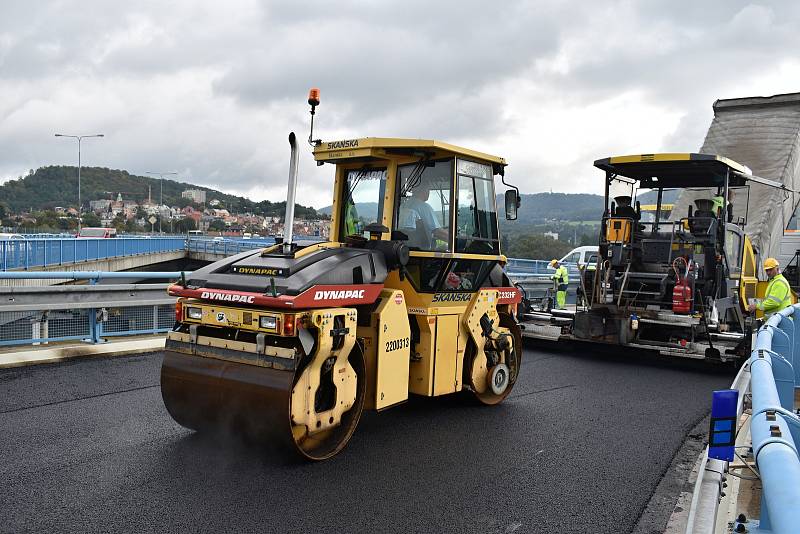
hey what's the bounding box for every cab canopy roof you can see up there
[593,153,784,190]
[313,137,506,171]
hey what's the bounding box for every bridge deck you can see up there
[0,343,731,533]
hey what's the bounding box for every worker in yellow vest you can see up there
[549,259,569,310]
[344,200,360,237]
[748,257,792,317]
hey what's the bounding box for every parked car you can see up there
[554,245,598,269]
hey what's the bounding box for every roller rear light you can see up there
[175,300,183,322]
[283,314,296,336]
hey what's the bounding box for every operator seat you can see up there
[689,198,716,236]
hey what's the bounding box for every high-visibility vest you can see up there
[344,202,359,236]
[712,196,724,214]
[552,265,569,289]
[759,273,792,316]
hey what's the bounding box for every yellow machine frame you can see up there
[313,138,518,403]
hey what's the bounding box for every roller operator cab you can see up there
[574,153,792,362]
[160,126,523,459]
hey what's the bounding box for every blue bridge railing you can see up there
[747,306,800,532]
[1,234,573,273]
[687,305,800,533]
[186,236,322,256]
[0,237,186,270]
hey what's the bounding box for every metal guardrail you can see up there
[0,237,186,270]
[0,271,185,346]
[687,305,800,533]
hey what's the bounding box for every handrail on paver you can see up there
[687,305,800,533]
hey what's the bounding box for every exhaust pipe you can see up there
[284,132,299,253]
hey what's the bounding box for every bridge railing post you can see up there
[85,277,104,344]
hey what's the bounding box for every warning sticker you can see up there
[394,293,404,305]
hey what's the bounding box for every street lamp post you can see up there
[55,133,104,232]
[146,171,177,235]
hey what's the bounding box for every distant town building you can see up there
[89,199,112,212]
[544,231,559,240]
[182,189,207,203]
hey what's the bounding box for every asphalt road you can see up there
[1,343,732,534]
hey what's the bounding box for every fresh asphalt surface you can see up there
[1,342,732,533]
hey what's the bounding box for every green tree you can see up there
[208,219,226,232]
[503,233,573,260]
[111,214,126,232]
[174,217,197,233]
[124,218,144,233]
[82,212,101,227]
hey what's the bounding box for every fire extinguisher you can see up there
[672,257,693,314]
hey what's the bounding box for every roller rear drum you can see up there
[161,344,366,461]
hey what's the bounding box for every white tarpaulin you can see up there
[671,93,800,260]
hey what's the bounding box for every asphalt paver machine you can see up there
[570,153,789,362]
[160,92,524,460]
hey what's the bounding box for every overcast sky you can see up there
[2,1,800,208]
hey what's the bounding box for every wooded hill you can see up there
[0,166,319,218]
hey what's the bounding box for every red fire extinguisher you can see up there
[672,257,693,314]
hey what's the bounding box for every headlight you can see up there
[260,316,277,329]
[186,307,202,320]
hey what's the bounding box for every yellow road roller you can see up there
[160,92,524,460]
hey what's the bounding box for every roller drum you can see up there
[160,345,365,461]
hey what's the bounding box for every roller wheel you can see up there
[466,312,522,405]
[290,343,366,461]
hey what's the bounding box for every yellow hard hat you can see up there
[549,259,559,267]
[764,257,779,269]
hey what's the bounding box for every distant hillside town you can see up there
[78,186,331,237]
[0,166,329,238]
